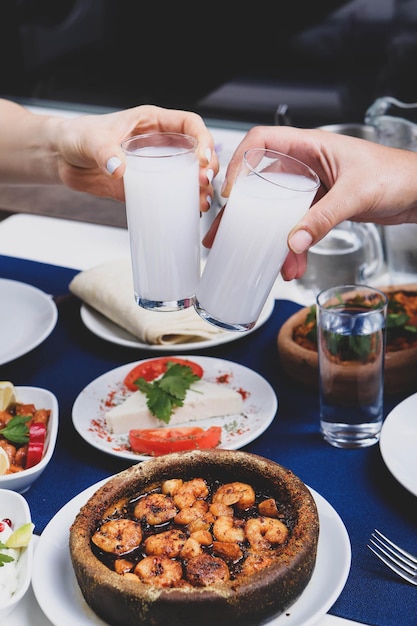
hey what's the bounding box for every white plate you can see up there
[380,392,417,496]
[0,279,58,366]
[31,479,351,626]
[80,296,275,351]
[72,356,278,461]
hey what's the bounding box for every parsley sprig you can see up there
[0,415,31,444]
[135,362,201,423]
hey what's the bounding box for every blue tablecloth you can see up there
[1,254,416,626]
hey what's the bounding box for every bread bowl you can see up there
[69,449,319,626]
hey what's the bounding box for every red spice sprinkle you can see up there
[104,389,117,407]
[216,373,231,384]
[237,387,250,401]
[88,418,108,440]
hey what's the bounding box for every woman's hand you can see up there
[211,125,417,279]
[52,105,219,212]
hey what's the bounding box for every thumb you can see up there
[105,153,126,177]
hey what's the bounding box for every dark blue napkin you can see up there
[1,254,416,626]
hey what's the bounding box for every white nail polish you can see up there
[206,195,212,207]
[205,147,212,164]
[106,156,122,175]
[206,168,214,184]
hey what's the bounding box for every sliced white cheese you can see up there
[105,380,244,434]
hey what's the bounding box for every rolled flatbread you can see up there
[69,259,227,345]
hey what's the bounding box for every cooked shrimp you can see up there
[161,478,183,496]
[180,537,203,559]
[212,482,255,511]
[212,541,242,562]
[173,478,209,509]
[133,492,178,525]
[92,519,142,555]
[240,551,275,576]
[114,558,134,574]
[209,502,233,518]
[185,554,230,586]
[187,517,212,534]
[134,556,183,588]
[190,529,212,545]
[213,516,245,543]
[144,528,187,558]
[174,499,211,525]
[258,498,279,518]
[245,517,288,551]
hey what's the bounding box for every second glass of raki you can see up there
[195,148,320,331]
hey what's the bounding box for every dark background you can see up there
[2,0,417,127]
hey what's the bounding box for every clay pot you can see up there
[69,449,319,626]
[277,285,417,395]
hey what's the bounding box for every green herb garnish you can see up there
[135,362,200,423]
[0,415,31,444]
[0,541,15,567]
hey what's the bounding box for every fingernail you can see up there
[220,178,227,195]
[206,168,214,184]
[205,147,212,164]
[289,230,313,254]
[206,195,212,207]
[106,156,122,175]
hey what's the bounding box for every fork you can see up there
[367,529,417,585]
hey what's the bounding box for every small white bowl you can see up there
[0,489,34,620]
[0,387,59,494]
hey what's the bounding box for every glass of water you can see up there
[317,284,388,448]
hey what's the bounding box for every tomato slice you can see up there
[124,357,204,391]
[25,422,46,469]
[128,426,222,456]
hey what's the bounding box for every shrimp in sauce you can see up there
[91,476,293,590]
[92,519,142,556]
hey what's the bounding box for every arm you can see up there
[0,100,218,211]
[213,125,417,279]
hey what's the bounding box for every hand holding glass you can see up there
[122,132,200,312]
[195,149,320,331]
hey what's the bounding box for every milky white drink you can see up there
[123,133,200,312]
[195,150,319,331]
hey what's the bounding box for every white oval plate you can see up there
[0,279,58,366]
[380,391,417,496]
[31,479,351,626]
[80,296,275,351]
[72,356,278,462]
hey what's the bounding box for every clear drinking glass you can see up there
[317,284,388,449]
[296,221,384,301]
[195,148,320,331]
[122,132,200,312]
[364,96,417,285]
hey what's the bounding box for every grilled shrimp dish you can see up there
[90,478,293,589]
